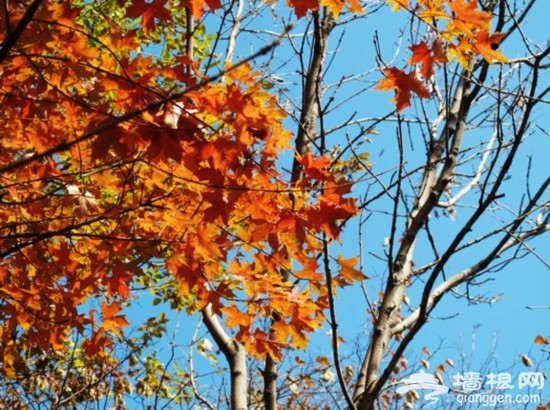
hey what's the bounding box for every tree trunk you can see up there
[202,305,247,410]
[263,354,278,410]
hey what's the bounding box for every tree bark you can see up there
[263,354,278,410]
[202,305,247,410]
[291,10,335,180]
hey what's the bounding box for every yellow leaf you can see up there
[320,0,364,18]
[337,254,368,284]
[386,0,409,11]
[142,110,157,124]
[3,353,16,379]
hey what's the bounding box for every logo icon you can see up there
[396,370,449,406]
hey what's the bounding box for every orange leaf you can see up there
[320,0,364,18]
[195,225,224,260]
[447,0,491,36]
[300,151,331,181]
[3,351,18,378]
[535,335,549,345]
[375,67,430,111]
[101,301,129,338]
[221,305,252,329]
[386,0,409,10]
[183,0,221,20]
[125,0,172,34]
[471,31,508,64]
[316,195,357,240]
[409,40,448,79]
[316,356,331,366]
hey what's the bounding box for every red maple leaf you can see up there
[299,151,331,181]
[375,67,430,111]
[287,0,319,18]
[409,40,448,79]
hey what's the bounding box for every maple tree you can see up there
[1,0,549,409]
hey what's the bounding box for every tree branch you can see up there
[0,0,43,62]
[202,305,247,410]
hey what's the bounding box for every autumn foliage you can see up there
[1,0,528,408]
[0,0,362,381]
[377,0,507,111]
